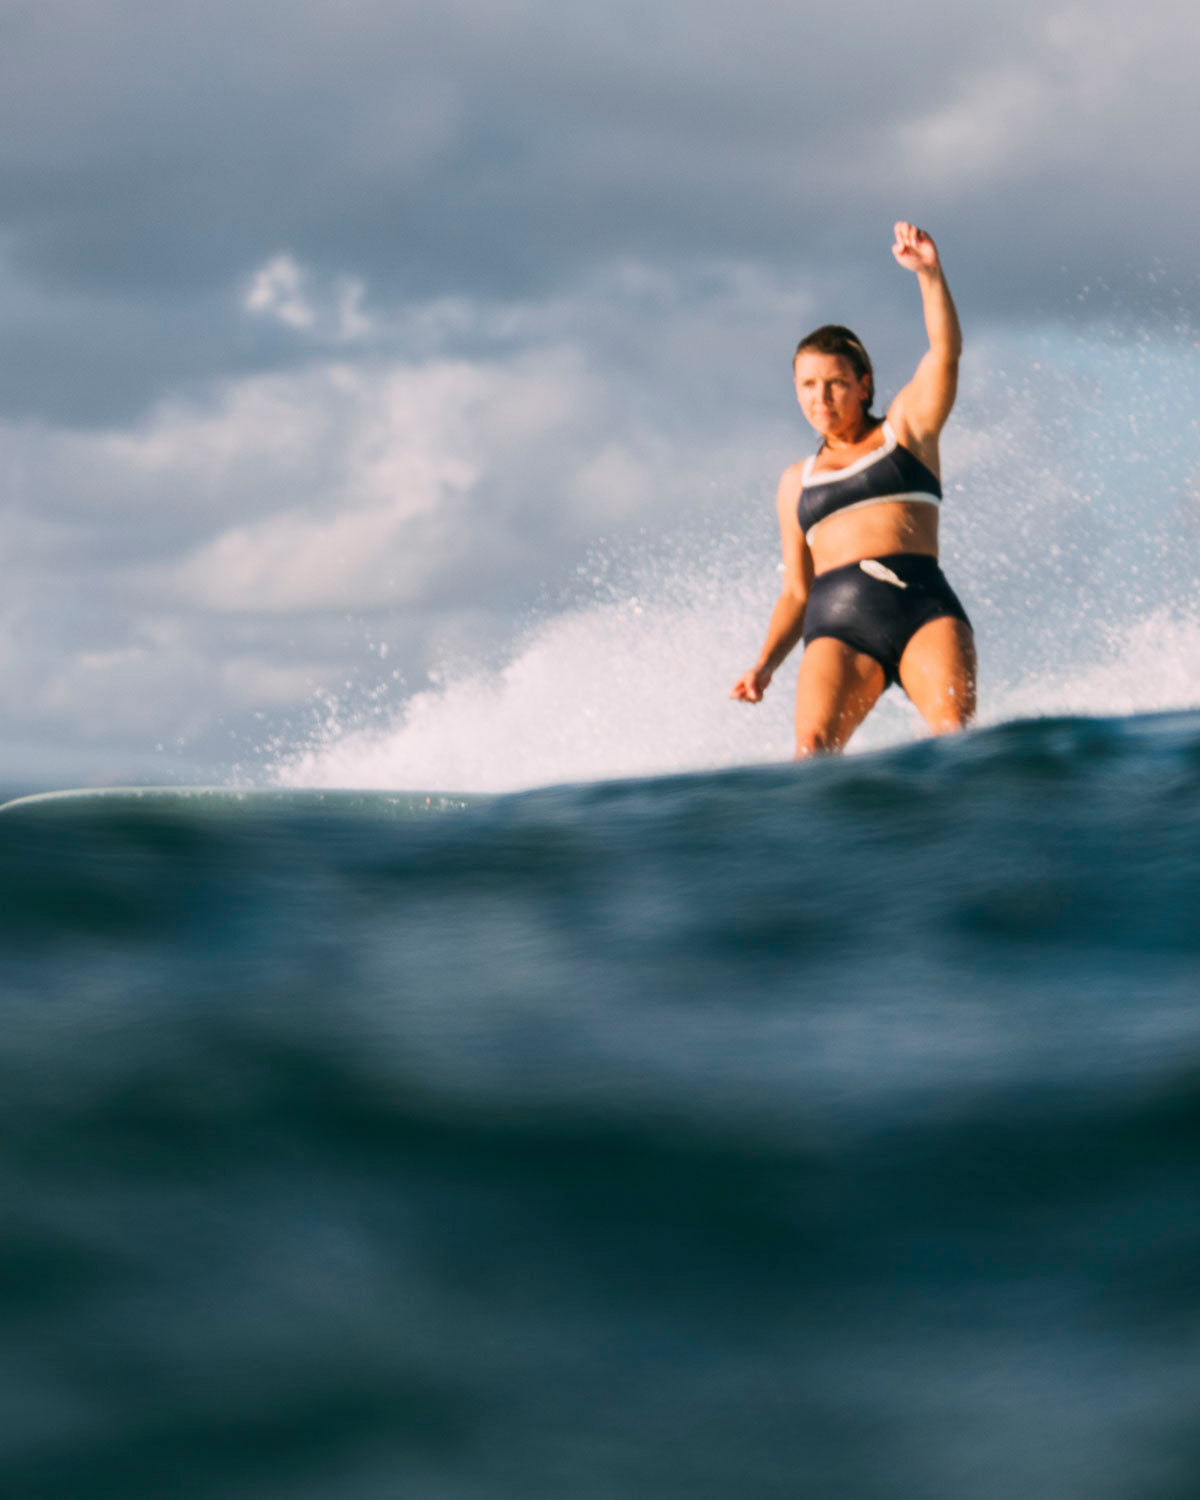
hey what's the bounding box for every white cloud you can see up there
[244,254,315,329]
[335,277,373,340]
[100,373,328,494]
[567,443,660,524]
[243,254,376,341]
[900,64,1046,182]
[136,353,592,612]
[167,498,456,614]
[0,257,821,784]
[898,3,1169,185]
[35,640,213,740]
[219,655,329,706]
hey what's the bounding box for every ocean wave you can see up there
[4,711,1200,1498]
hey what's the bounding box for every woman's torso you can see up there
[798,419,942,574]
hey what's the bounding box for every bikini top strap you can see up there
[800,454,816,484]
[880,419,897,447]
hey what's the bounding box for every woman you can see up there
[731,222,976,756]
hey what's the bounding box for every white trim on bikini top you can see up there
[801,419,898,486]
[800,420,941,541]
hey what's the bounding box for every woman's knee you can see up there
[794,728,834,758]
[928,706,972,735]
[926,682,975,733]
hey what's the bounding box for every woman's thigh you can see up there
[793,637,887,756]
[898,616,977,732]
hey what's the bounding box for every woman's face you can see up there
[793,352,871,439]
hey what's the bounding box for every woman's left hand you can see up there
[892,222,940,274]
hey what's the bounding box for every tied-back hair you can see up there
[793,325,876,415]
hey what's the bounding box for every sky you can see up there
[3,0,1200,787]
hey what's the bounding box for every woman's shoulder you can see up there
[775,459,811,522]
[777,457,812,498]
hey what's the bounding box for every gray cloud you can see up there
[5,4,1197,349]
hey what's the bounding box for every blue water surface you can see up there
[2,711,1200,1500]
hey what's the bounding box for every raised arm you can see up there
[730,465,813,702]
[887,222,961,461]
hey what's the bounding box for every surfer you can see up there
[731,222,975,755]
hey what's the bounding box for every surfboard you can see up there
[0,786,483,818]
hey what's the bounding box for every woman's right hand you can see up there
[731,666,773,703]
[891,221,941,274]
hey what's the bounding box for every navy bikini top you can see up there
[797,420,942,542]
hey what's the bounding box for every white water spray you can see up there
[269,585,1200,793]
[270,329,1200,792]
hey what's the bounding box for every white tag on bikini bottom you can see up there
[859,559,908,589]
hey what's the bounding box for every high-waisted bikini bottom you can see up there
[802,553,971,688]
